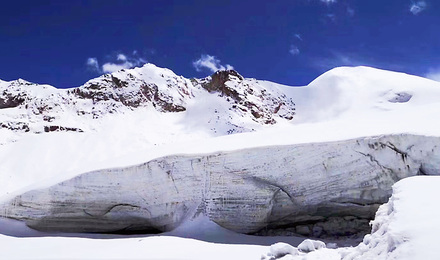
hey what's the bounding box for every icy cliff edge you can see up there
[1,134,439,238]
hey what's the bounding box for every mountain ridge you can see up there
[0,63,296,140]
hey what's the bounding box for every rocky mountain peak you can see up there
[0,89,26,109]
[202,70,244,91]
[197,69,296,124]
[0,80,50,109]
[0,64,297,140]
[200,70,244,101]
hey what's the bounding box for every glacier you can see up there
[2,134,439,238]
[1,64,440,259]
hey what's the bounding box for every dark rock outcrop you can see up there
[198,70,296,124]
[0,93,26,109]
[43,126,83,133]
[0,122,30,132]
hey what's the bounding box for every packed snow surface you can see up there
[0,216,271,260]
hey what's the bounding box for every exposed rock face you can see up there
[1,134,439,236]
[0,92,26,109]
[198,70,296,124]
[0,79,80,135]
[70,71,191,114]
[0,122,30,132]
[43,126,83,133]
[0,79,32,109]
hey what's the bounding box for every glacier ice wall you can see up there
[1,134,439,236]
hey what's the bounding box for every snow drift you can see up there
[260,176,440,260]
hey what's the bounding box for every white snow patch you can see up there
[267,242,299,259]
[298,239,327,253]
[338,176,440,260]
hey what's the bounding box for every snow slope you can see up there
[0,64,298,198]
[283,66,440,123]
[1,66,440,199]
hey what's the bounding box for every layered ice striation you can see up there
[1,134,439,237]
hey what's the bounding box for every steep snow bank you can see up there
[261,176,440,260]
[339,176,440,260]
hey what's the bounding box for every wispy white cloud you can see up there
[102,61,134,73]
[410,1,427,15]
[86,58,100,72]
[193,54,233,73]
[86,52,148,74]
[117,54,127,61]
[347,7,355,16]
[320,0,337,4]
[326,13,336,22]
[310,52,376,70]
[289,45,300,56]
[315,0,355,24]
[310,51,405,72]
[425,68,440,82]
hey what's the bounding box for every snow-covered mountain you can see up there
[2,64,440,259]
[0,64,295,143]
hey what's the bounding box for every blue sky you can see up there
[1,0,439,88]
